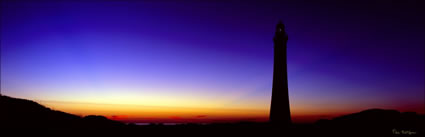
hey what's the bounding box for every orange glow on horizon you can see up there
[37,99,270,123]
[34,97,424,123]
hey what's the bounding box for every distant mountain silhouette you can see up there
[0,95,124,130]
[1,95,423,137]
[315,108,424,136]
[317,108,423,125]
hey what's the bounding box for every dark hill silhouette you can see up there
[0,95,124,130]
[315,108,424,136]
[1,95,423,137]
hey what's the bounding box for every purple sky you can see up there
[1,0,424,122]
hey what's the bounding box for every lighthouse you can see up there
[269,21,291,125]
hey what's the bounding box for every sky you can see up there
[1,0,424,123]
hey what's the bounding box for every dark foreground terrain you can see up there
[1,95,423,137]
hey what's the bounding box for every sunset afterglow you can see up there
[1,1,424,123]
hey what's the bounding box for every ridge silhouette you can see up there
[0,95,124,129]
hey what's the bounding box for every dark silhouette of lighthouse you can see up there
[269,21,291,125]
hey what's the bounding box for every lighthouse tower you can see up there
[269,21,291,125]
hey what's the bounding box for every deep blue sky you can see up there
[1,0,424,122]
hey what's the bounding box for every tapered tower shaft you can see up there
[269,21,291,125]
